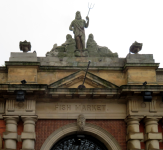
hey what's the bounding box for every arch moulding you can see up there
[40,122,122,150]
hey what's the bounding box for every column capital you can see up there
[125,115,144,123]
[3,116,19,122]
[144,116,162,124]
[21,115,38,122]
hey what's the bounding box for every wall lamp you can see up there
[143,91,152,102]
[16,90,26,102]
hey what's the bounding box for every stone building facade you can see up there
[0,51,163,150]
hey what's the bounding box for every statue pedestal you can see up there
[126,53,154,63]
[9,52,37,62]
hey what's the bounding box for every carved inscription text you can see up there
[54,104,106,112]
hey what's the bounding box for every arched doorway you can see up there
[50,134,108,150]
[40,123,122,150]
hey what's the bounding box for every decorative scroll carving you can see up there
[6,100,15,112]
[77,114,86,131]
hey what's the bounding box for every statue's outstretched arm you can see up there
[85,16,89,28]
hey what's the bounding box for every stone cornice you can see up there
[38,66,123,71]
[5,61,40,66]
[120,85,163,92]
[0,66,7,73]
[123,63,160,72]
[48,88,119,95]
[1,84,163,95]
[0,84,47,91]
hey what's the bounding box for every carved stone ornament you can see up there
[19,40,31,52]
[46,34,76,57]
[86,33,118,57]
[45,11,118,58]
[77,114,86,131]
[69,11,89,50]
[129,41,143,54]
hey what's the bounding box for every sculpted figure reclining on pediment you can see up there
[46,34,76,57]
[86,34,118,57]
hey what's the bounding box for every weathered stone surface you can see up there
[126,132,144,141]
[8,67,37,84]
[36,101,126,119]
[126,68,157,85]
[9,52,37,62]
[10,52,36,57]
[38,57,125,67]
[126,53,154,63]
[145,133,162,141]
[21,132,36,140]
[3,132,18,140]
[0,73,7,83]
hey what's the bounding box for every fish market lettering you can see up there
[75,105,106,111]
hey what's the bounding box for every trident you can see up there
[87,3,95,16]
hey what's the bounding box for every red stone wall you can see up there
[4,119,163,150]
[139,120,145,149]
[158,121,163,149]
[0,120,5,149]
[17,120,23,150]
[35,119,126,150]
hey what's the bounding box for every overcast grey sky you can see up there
[0,0,163,67]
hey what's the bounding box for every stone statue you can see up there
[129,41,143,54]
[86,33,98,52]
[86,34,118,57]
[46,44,58,57]
[61,34,76,56]
[46,34,76,57]
[69,11,89,50]
[77,114,86,131]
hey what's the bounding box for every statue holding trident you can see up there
[69,11,89,50]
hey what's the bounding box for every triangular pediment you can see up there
[48,70,119,88]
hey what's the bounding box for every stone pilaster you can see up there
[21,116,37,150]
[144,116,162,150]
[125,116,144,150]
[3,116,19,150]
